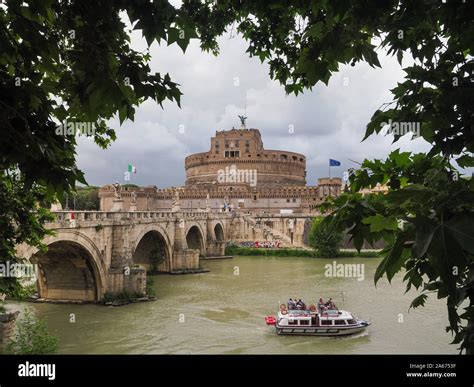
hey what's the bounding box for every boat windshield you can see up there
[322,309,339,316]
[288,310,311,315]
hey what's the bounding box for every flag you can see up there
[128,164,137,173]
[329,159,341,166]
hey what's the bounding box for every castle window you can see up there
[293,198,296,202]
[286,199,290,203]
[253,195,257,201]
[281,154,288,160]
[225,151,240,158]
[300,158,304,162]
[292,156,297,161]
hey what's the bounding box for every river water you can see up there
[10,256,455,354]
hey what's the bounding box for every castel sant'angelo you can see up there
[99,122,342,213]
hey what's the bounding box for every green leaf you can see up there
[455,155,474,168]
[362,214,398,232]
[410,293,428,309]
[167,27,180,46]
[375,236,407,284]
[305,22,324,39]
[459,306,474,320]
[412,217,437,258]
[427,225,468,293]
[118,105,128,125]
[444,214,474,254]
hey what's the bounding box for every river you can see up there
[9,256,456,354]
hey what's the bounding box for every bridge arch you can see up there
[132,224,173,272]
[214,222,225,241]
[185,223,205,256]
[23,230,106,302]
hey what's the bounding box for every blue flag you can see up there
[329,159,341,166]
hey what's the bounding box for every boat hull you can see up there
[275,323,370,336]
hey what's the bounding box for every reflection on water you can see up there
[9,256,455,354]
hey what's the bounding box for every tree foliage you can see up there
[308,217,343,258]
[6,308,58,355]
[61,185,100,210]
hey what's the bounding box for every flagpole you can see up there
[328,160,331,198]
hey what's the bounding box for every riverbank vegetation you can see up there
[146,277,155,297]
[225,245,380,258]
[102,291,146,305]
[101,277,156,305]
[308,217,344,257]
[6,308,58,355]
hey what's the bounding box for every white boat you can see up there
[265,302,371,336]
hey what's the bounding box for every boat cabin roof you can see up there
[319,310,352,320]
[280,309,353,320]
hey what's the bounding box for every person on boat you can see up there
[296,299,306,310]
[318,298,326,311]
[288,298,296,310]
[326,298,336,309]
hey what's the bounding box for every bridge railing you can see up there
[47,210,219,224]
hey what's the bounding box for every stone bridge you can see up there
[16,211,231,302]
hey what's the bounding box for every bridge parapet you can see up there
[47,210,222,227]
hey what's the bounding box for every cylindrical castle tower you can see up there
[185,128,307,188]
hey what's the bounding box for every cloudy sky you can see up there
[76,26,433,189]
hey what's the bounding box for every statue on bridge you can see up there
[129,190,138,212]
[171,189,181,212]
[111,182,124,211]
[173,189,180,205]
[113,182,122,200]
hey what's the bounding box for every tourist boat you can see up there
[265,302,371,336]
